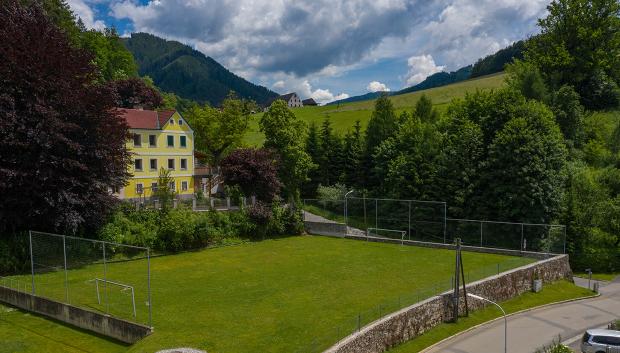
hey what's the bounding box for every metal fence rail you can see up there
[302,198,566,254]
[6,231,154,327]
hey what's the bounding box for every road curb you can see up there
[420,292,600,353]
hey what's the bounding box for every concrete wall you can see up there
[305,221,347,237]
[325,254,572,353]
[0,286,152,344]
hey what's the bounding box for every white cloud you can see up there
[67,0,106,30]
[405,54,445,86]
[269,77,348,105]
[367,81,390,92]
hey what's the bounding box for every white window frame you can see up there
[134,158,143,171]
[181,181,188,191]
[167,135,174,147]
[150,158,157,170]
[133,134,141,147]
[136,183,143,194]
[149,134,156,148]
[168,158,175,170]
[180,158,187,170]
[169,181,176,191]
[180,135,187,148]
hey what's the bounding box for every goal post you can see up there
[366,227,408,245]
[94,278,136,318]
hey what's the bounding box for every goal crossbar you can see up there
[94,278,136,318]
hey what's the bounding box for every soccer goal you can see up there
[94,278,136,319]
[366,227,408,245]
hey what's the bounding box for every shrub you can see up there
[156,208,199,252]
[317,183,348,201]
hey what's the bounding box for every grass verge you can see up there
[573,272,619,282]
[388,280,595,353]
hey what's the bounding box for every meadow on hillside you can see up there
[244,73,506,145]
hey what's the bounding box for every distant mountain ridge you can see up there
[123,33,278,106]
[329,40,525,106]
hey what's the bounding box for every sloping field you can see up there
[244,73,506,145]
[0,235,530,353]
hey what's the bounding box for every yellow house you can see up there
[115,108,195,200]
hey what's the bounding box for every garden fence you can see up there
[302,198,566,253]
[0,231,152,327]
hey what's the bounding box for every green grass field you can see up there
[388,280,594,353]
[0,235,532,353]
[244,73,506,145]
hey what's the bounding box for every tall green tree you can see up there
[364,94,398,188]
[550,85,585,145]
[260,100,314,202]
[505,60,549,102]
[526,0,620,109]
[318,117,343,186]
[302,122,321,197]
[435,117,484,218]
[478,101,567,223]
[186,93,251,167]
[80,28,138,81]
[413,94,439,124]
[342,121,364,188]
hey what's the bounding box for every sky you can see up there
[67,0,550,104]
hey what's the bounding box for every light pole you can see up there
[467,293,507,353]
[344,190,354,229]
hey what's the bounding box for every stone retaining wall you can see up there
[0,286,152,344]
[325,254,572,353]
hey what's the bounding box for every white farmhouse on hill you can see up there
[267,92,304,108]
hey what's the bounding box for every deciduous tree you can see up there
[0,0,131,234]
[220,148,281,203]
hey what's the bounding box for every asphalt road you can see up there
[423,276,620,353]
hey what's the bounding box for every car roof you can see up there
[587,329,620,337]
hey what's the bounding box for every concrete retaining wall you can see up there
[0,286,152,344]
[325,254,572,353]
[305,221,347,237]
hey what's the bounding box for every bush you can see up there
[156,208,199,252]
[317,183,348,201]
[536,337,572,353]
[580,70,620,110]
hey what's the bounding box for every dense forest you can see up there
[123,33,278,106]
[305,0,620,272]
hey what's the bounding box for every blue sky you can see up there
[68,0,549,104]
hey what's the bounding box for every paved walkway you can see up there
[424,276,620,353]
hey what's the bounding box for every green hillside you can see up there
[123,33,278,106]
[244,72,506,145]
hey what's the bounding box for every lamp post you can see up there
[467,293,507,353]
[344,190,354,229]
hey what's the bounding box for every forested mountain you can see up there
[470,40,526,78]
[396,65,472,95]
[123,33,278,106]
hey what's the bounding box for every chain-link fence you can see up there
[0,231,153,327]
[302,198,566,253]
[293,256,530,353]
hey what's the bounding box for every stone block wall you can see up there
[305,221,347,237]
[0,285,152,344]
[325,254,572,353]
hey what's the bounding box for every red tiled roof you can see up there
[117,108,176,130]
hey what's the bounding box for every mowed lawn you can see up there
[244,73,506,145]
[0,235,532,353]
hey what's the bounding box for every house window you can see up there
[179,119,183,126]
[133,134,141,147]
[150,159,157,170]
[151,182,158,192]
[168,158,175,170]
[149,135,156,147]
[111,186,120,194]
[169,119,174,125]
[134,159,143,171]
[169,181,176,191]
[136,183,143,194]
[167,135,174,147]
[180,158,187,170]
[181,181,188,191]
[180,135,187,148]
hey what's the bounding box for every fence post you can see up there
[520,223,524,251]
[29,231,35,295]
[102,242,108,314]
[375,199,378,231]
[63,235,68,302]
[226,197,231,209]
[210,198,214,208]
[408,201,411,240]
[147,248,152,328]
[443,203,447,244]
[480,221,483,247]
[192,197,196,211]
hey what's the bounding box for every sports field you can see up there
[244,73,506,145]
[0,235,532,353]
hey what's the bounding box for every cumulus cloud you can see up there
[67,0,106,30]
[270,78,348,105]
[405,54,445,86]
[367,81,390,92]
